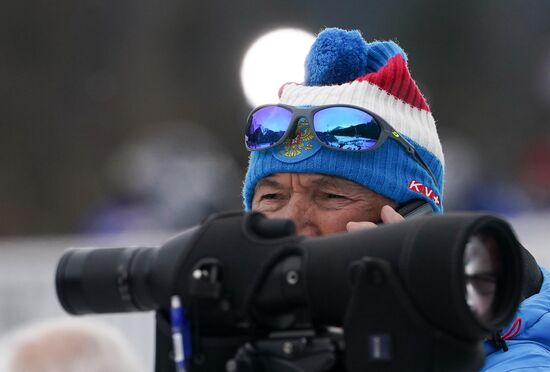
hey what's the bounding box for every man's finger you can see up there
[380,205,405,224]
[346,221,377,232]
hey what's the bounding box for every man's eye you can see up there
[323,193,346,199]
[260,193,281,200]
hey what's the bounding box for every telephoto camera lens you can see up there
[54,211,525,372]
[55,211,523,346]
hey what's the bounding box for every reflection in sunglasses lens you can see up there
[313,107,381,150]
[246,106,292,149]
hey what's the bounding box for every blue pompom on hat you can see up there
[243,28,444,212]
[304,28,408,85]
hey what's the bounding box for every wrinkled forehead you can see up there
[254,173,377,194]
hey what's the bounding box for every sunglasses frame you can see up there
[245,104,438,188]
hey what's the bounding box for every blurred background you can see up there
[1,0,550,236]
[1,0,549,369]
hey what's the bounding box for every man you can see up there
[243,28,443,233]
[242,28,550,371]
[0,318,145,372]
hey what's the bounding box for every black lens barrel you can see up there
[55,246,158,315]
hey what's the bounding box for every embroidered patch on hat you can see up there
[408,180,440,206]
[273,118,322,163]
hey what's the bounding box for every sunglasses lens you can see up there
[313,107,381,150]
[246,106,292,150]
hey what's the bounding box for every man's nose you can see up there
[282,197,318,236]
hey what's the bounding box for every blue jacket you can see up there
[482,266,550,371]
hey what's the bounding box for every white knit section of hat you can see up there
[279,82,444,164]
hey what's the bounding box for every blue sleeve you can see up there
[482,341,550,371]
[482,266,550,371]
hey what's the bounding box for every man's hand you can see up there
[346,205,404,232]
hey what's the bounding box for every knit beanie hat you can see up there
[243,28,444,212]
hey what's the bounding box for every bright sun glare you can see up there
[240,28,315,107]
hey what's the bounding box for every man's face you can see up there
[252,173,397,236]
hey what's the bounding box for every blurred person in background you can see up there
[242,28,549,371]
[0,318,145,372]
[81,122,242,234]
